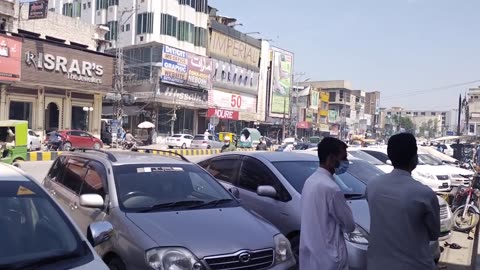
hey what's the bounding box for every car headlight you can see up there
[414,171,435,180]
[145,247,204,270]
[344,224,369,245]
[451,174,463,179]
[274,234,294,264]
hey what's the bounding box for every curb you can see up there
[27,151,63,161]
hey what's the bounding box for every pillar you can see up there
[0,84,7,120]
[92,93,102,138]
[193,109,199,134]
[37,87,45,136]
[64,91,72,130]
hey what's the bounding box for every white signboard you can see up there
[208,89,257,113]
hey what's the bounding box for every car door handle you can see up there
[69,202,78,210]
[49,189,56,196]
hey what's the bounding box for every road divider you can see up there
[27,151,63,161]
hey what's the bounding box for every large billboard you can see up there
[161,45,212,89]
[0,35,22,82]
[269,47,293,116]
[209,31,260,68]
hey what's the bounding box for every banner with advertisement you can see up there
[208,89,257,113]
[328,110,338,123]
[0,34,22,82]
[161,45,212,89]
[269,47,293,116]
[28,0,49,20]
[310,90,319,109]
[305,109,314,123]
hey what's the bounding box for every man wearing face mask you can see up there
[299,137,355,270]
[366,133,440,270]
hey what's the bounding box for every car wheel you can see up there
[207,145,211,149]
[107,257,126,270]
[181,143,187,149]
[63,142,72,151]
[93,142,101,150]
[168,146,173,149]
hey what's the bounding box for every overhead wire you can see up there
[381,80,480,101]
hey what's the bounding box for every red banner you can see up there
[297,121,311,129]
[0,34,22,82]
[208,108,239,120]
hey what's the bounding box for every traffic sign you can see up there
[210,115,219,126]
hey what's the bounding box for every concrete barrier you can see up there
[27,151,63,161]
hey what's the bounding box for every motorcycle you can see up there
[451,183,480,232]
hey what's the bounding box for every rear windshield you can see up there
[171,135,182,138]
[193,135,206,140]
[113,164,236,212]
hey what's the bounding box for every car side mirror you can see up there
[80,194,104,209]
[229,187,240,199]
[386,160,392,165]
[87,221,113,247]
[257,185,277,199]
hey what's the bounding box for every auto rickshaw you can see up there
[0,120,28,165]
[219,132,237,145]
[238,128,261,148]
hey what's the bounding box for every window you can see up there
[421,112,426,116]
[177,21,194,43]
[88,1,91,8]
[329,92,336,102]
[413,112,418,116]
[361,150,388,164]
[161,14,177,37]
[83,3,87,9]
[431,112,436,116]
[105,21,118,40]
[47,156,67,182]
[9,101,32,128]
[107,0,118,6]
[69,131,82,137]
[238,158,276,192]
[207,158,240,184]
[194,27,208,47]
[195,0,208,13]
[137,12,154,34]
[80,161,107,199]
[125,23,130,31]
[60,158,89,194]
[95,0,107,10]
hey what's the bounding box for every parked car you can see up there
[43,150,296,270]
[360,147,452,192]
[55,130,104,150]
[166,134,194,149]
[190,134,224,149]
[197,152,452,269]
[417,151,474,186]
[347,148,393,173]
[293,143,317,150]
[0,162,109,269]
[27,129,42,151]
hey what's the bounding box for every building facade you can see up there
[381,107,446,138]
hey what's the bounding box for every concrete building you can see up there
[365,91,380,136]
[466,87,480,136]
[381,107,447,138]
[0,0,14,32]
[48,0,209,55]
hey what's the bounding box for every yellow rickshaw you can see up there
[0,120,28,165]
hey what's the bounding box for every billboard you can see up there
[0,34,22,82]
[208,89,257,113]
[310,90,319,109]
[269,47,293,116]
[209,31,260,68]
[28,0,49,20]
[161,45,212,89]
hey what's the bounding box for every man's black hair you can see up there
[387,133,417,168]
[317,137,347,164]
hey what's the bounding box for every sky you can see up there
[209,0,480,110]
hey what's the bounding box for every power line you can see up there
[381,80,480,101]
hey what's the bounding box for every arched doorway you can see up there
[45,102,59,133]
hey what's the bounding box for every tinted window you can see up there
[418,154,442,166]
[79,132,90,137]
[60,158,88,194]
[80,161,107,199]
[349,150,385,165]
[193,135,205,140]
[28,131,36,136]
[113,164,235,211]
[69,131,82,136]
[47,156,67,182]
[362,150,388,163]
[345,160,385,185]
[172,135,182,138]
[207,158,240,184]
[0,181,84,266]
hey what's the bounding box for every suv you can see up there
[43,150,295,270]
[0,162,108,269]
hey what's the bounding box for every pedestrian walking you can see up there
[366,133,440,270]
[299,137,355,270]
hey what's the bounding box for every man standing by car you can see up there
[300,137,355,270]
[366,133,440,270]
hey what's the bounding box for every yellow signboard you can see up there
[209,31,261,67]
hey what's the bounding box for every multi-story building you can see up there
[365,91,380,136]
[318,90,329,134]
[0,0,14,32]
[381,107,447,138]
[49,0,209,55]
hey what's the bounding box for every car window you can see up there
[80,161,107,199]
[47,156,67,182]
[69,131,82,136]
[418,154,443,166]
[186,135,194,140]
[0,181,84,267]
[28,131,35,136]
[59,158,88,195]
[193,135,205,140]
[113,164,236,211]
[348,151,385,165]
[206,158,240,184]
[238,157,290,200]
[208,135,214,141]
[79,132,91,137]
[362,150,388,163]
[172,135,182,138]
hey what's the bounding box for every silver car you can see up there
[190,134,224,149]
[0,163,108,269]
[43,150,295,270]
[198,152,448,270]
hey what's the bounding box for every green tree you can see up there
[393,115,416,134]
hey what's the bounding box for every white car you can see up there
[27,129,41,151]
[166,134,194,149]
[360,147,452,192]
[417,151,473,186]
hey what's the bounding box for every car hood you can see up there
[431,165,474,176]
[348,199,370,232]
[376,164,393,173]
[126,207,278,258]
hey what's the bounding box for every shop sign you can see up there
[209,31,260,67]
[310,90,319,109]
[208,89,257,113]
[269,47,293,117]
[297,121,310,129]
[134,85,208,108]
[207,108,239,120]
[161,45,212,89]
[328,110,338,123]
[25,51,104,84]
[28,0,49,20]
[0,35,22,82]
[211,58,259,91]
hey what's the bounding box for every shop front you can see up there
[0,34,114,138]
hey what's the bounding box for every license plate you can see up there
[442,183,449,187]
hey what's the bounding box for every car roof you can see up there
[359,147,387,153]
[0,163,31,182]
[218,151,319,162]
[62,150,191,166]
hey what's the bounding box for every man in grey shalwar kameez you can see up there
[366,133,440,270]
[300,137,355,270]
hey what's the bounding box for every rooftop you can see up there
[63,150,190,165]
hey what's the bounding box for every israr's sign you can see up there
[28,0,49,20]
[207,108,239,120]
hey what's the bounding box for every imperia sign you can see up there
[24,51,104,84]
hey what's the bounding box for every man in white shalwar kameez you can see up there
[300,137,355,270]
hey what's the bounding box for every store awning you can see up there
[102,106,145,116]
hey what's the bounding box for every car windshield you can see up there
[348,150,385,165]
[418,153,443,166]
[113,164,237,212]
[272,160,383,195]
[0,181,84,267]
[171,135,182,138]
